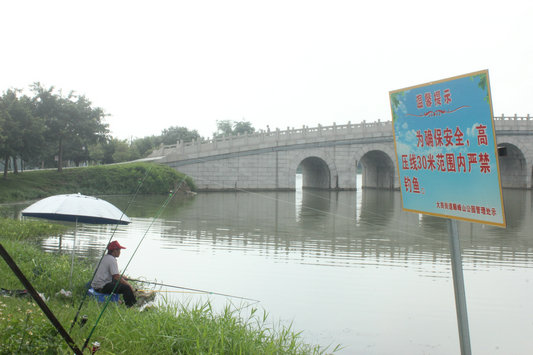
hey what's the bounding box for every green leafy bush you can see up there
[0,163,196,203]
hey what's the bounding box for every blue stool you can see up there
[87,288,119,303]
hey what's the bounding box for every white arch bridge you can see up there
[149,115,533,190]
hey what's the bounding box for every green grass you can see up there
[0,221,90,298]
[0,162,196,203]
[1,296,338,355]
[0,222,340,354]
[0,219,67,242]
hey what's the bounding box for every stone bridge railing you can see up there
[152,120,392,157]
[151,115,532,158]
[493,114,533,132]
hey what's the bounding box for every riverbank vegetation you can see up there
[0,162,195,203]
[0,222,337,354]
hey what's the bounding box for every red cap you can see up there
[107,241,126,251]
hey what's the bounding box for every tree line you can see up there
[0,84,255,178]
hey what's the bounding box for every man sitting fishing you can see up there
[91,241,137,307]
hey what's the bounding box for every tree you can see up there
[88,139,116,165]
[127,127,201,160]
[233,121,255,135]
[215,120,233,137]
[214,120,255,138]
[88,141,106,164]
[160,126,200,145]
[131,136,159,157]
[18,96,46,168]
[111,139,137,163]
[62,95,108,166]
[88,138,138,164]
[32,83,108,172]
[62,136,89,167]
[0,89,45,178]
[0,94,10,177]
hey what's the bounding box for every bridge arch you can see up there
[290,152,339,190]
[497,142,529,188]
[358,149,396,190]
[298,157,331,189]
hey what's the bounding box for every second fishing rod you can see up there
[129,278,260,303]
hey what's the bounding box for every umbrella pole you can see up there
[69,217,77,290]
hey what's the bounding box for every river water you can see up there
[15,176,533,354]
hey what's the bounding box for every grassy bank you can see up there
[0,162,196,203]
[0,222,338,354]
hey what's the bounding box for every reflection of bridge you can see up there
[151,189,533,269]
[150,115,533,190]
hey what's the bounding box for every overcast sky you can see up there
[1,0,531,139]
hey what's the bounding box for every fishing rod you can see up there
[136,289,203,294]
[82,177,186,352]
[69,166,153,332]
[130,278,260,303]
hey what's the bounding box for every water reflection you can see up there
[12,186,531,274]
[357,188,396,227]
[501,189,526,229]
[34,187,528,273]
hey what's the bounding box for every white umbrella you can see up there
[22,193,131,225]
[22,193,131,288]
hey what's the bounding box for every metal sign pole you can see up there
[447,219,472,355]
